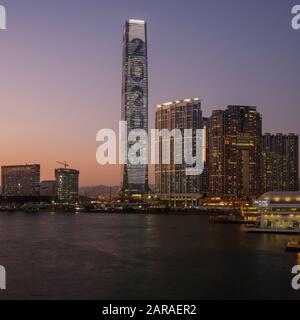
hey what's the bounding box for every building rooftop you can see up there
[156,98,201,109]
[128,19,145,24]
[259,191,300,204]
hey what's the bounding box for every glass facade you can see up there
[121,19,149,195]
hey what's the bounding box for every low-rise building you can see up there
[40,180,56,198]
[247,191,300,233]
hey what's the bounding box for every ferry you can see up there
[285,240,300,252]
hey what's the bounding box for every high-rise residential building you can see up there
[224,105,262,197]
[1,164,40,196]
[262,133,299,192]
[40,180,56,198]
[55,168,79,203]
[208,105,262,198]
[121,19,149,196]
[208,110,225,196]
[288,133,299,191]
[155,98,206,205]
[201,117,210,194]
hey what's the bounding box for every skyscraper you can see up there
[1,164,40,197]
[55,168,79,203]
[201,117,210,194]
[287,133,299,191]
[262,133,299,192]
[208,106,262,198]
[208,110,225,196]
[121,19,149,196]
[225,105,262,197]
[155,98,205,206]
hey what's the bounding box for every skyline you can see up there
[0,0,299,186]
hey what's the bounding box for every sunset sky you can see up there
[0,0,299,186]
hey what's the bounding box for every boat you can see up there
[285,240,300,252]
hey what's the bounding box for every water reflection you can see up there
[0,212,299,299]
[296,253,300,265]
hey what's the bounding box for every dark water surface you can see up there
[0,212,299,300]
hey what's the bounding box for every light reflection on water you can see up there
[296,253,300,265]
[0,212,299,300]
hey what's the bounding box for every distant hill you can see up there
[79,184,155,198]
[79,185,120,198]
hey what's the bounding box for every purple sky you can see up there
[0,0,299,185]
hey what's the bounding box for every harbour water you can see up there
[0,212,299,300]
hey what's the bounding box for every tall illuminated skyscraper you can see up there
[208,106,262,198]
[208,110,225,195]
[121,19,149,196]
[155,98,205,206]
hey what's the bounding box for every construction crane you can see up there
[56,161,69,169]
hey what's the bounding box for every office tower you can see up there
[55,168,79,203]
[40,180,56,198]
[209,106,262,198]
[1,164,40,196]
[155,98,205,205]
[262,133,299,192]
[121,19,149,196]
